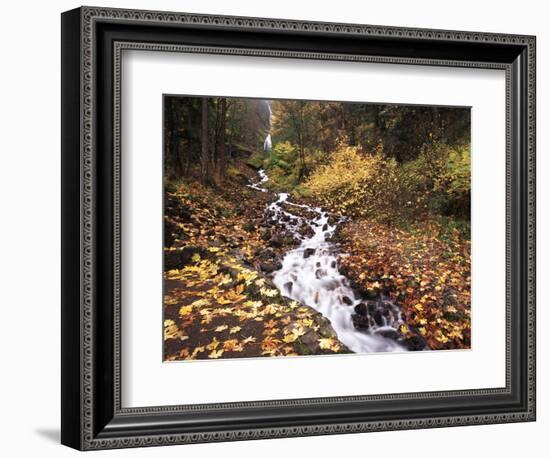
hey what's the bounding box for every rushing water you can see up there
[250,170,408,354]
[263,100,273,152]
[263,134,272,152]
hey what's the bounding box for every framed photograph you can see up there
[61,6,536,450]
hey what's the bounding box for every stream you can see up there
[249,170,409,354]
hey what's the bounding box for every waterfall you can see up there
[263,134,272,152]
[263,100,273,153]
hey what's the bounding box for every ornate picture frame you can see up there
[61,6,536,450]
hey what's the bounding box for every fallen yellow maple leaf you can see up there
[206,337,220,350]
[179,305,194,317]
[222,339,239,351]
[264,319,277,329]
[191,298,209,307]
[260,287,278,297]
[318,337,340,351]
[208,349,224,359]
[282,333,298,343]
[223,339,244,352]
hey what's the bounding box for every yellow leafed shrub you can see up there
[304,143,426,221]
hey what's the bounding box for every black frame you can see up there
[61,6,536,450]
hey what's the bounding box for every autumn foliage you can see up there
[163,177,349,360]
[338,219,471,350]
[304,141,470,223]
[163,96,472,359]
[304,143,419,221]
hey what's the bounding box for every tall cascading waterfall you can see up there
[263,100,273,153]
[248,170,409,354]
[263,134,272,152]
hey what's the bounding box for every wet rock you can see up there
[282,236,296,246]
[260,260,282,273]
[164,218,179,248]
[304,248,316,258]
[366,301,378,314]
[327,215,340,227]
[284,281,293,293]
[218,263,242,282]
[373,310,384,327]
[296,223,315,239]
[364,288,379,300]
[377,329,400,340]
[257,248,276,262]
[268,236,283,248]
[315,269,327,279]
[354,303,368,317]
[281,203,318,220]
[329,230,342,243]
[164,245,210,270]
[403,335,426,351]
[322,224,328,231]
[260,229,272,241]
[243,220,255,232]
[352,314,370,330]
[330,260,337,269]
[341,295,353,306]
[300,330,319,347]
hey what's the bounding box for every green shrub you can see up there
[404,142,471,218]
[246,151,266,169]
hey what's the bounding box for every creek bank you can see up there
[164,253,351,360]
[163,169,352,360]
[334,217,471,350]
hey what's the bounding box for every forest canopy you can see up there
[164,96,470,223]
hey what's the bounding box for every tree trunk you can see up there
[217,98,228,180]
[164,98,177,179]
[200,98,210,185]
[213,100,221,176]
